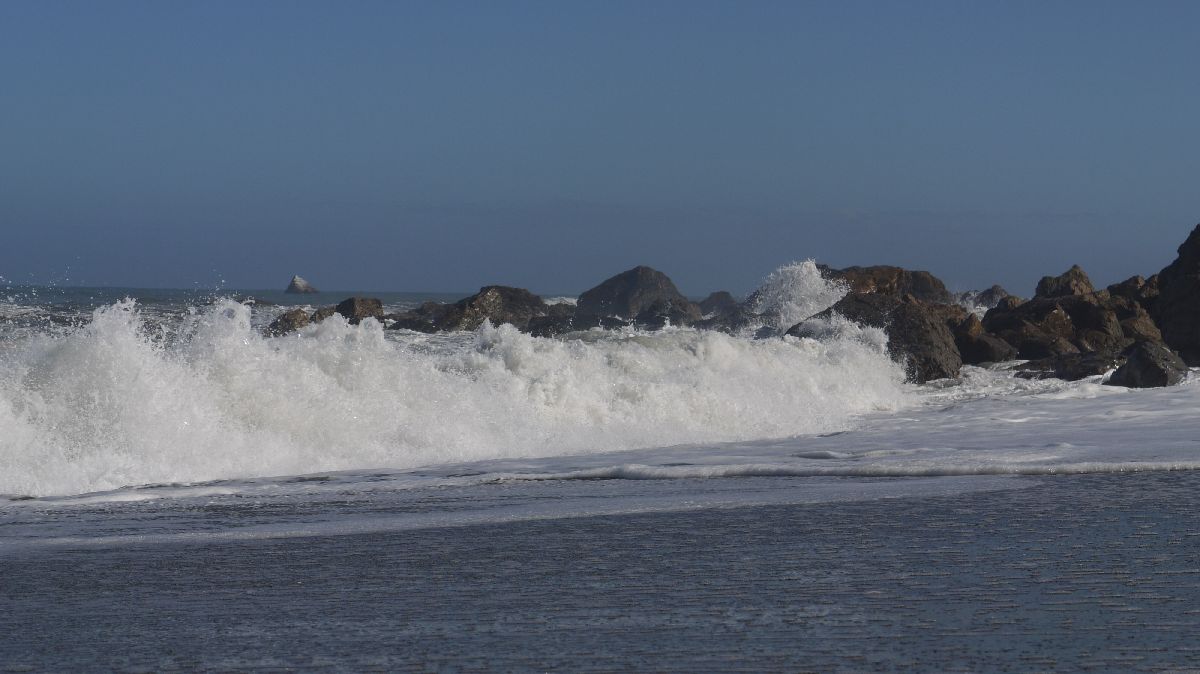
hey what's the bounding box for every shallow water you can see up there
[2,472,1197,672]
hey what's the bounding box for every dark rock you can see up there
[285,275,319,294]
[443,286,548,331]
[1035,265,1095,298]
[577,266,702,325]
[265,308,310,337]
[953,315,1018,364]
[1015,352,1120,381]
[528,305,626,337]
[388,286,550,332]
[1106,341,1188,388]
[1152,224,1200,365]
[698,291,739,317]
[335,297,384,325]
[787,293,962,383]
[995,296,1025,311]
[310,306,338,322]
[820,265,953,304]
[386,304,445,333]
[693,305,766,334]
[982,290,1148,360]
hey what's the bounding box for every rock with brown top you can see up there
[1035,265,1095,298]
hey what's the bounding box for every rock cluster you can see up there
[265,224,1200,388]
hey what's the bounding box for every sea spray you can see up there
[746,259,848,331]
[0,297,909,496]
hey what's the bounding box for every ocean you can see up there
[2,266,1198,670]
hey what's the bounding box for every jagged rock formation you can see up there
[577,266,702,326]
[262,223,1200,388]
[1106,341,1188,388]
[265,308,310,337]
[788,292,964,383]
[335,297,384,325]
[820,265,953,304]
[389,286,551,333]
[1035,265,1094,299]
[285,275,319,294]
[1151,224,1200,364]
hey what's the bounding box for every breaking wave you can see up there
[0,292,909,496]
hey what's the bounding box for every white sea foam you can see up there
[747,259,847,330]
[0,297,907,496]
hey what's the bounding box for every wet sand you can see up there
[3,472,1199,672]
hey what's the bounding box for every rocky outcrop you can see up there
[441,286,549,331]
[1151,224,1200,364]
[388,286,551,332]
[577,266,701,325]
[820,265,953,304]
[1015,352,1120,381]
[981,289,1158,361]
[788,293,962,383]
[311,306,339,322]
[285,275,319,294]
[953,314,1018,365]
[335,297,384,325]
[265,308,310,336]
[1035,265,1094,298]
[1106,341,1188,388]
[698,291,739,317]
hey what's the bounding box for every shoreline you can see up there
[4,471,1198,671]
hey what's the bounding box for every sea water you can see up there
[0,262,1196,528]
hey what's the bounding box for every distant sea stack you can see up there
[286,275,319,294]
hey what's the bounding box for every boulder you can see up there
[265,308,310,336]
[787,293,962,383]
[442,286,549,331]
[335,297,384,325]
[311,306,339,322]
[1151,224,1200,364]
[388,286,550,332]
[1035,265,1095,298]
[981,290,1154,360]
[1106,341,1189,388]
[953,314,1018,365]
[820,265,953,304]
[1015,352,1120,381]
[528,306,626,337]
[577,266,702,325]
[698,291,739,317]
[285,275,319,294]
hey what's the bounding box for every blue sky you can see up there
[2,1,1198,296]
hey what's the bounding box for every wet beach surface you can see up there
[2,471,1199,672]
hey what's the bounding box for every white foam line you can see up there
[0,476,1028,554]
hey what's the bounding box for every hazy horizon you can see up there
[3,1,1198,297]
